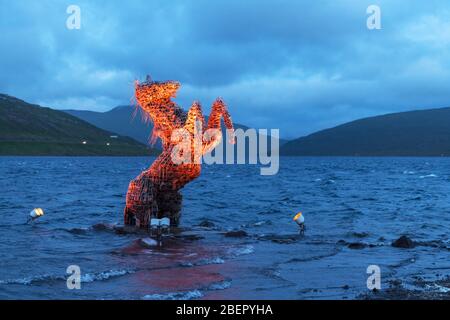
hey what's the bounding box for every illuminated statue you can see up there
[124,76,234,227]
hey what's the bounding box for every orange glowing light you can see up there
[293,212,302,221]
[124,75,235,228]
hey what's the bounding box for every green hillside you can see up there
[281,107,450,156]
[0,94,158,156]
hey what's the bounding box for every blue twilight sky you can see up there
[1,0,450,138]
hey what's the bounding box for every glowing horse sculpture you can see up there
[124,76,234,227]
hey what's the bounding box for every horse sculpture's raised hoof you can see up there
[124,76,234,228]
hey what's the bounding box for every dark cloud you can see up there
[1,0,450,138]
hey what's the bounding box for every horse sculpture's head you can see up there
[135,76,181,108]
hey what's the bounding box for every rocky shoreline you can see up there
[362,277,450,300]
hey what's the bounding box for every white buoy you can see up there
[29,208,44,222]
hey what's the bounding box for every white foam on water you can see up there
[81,269,134,283]
[254,221,267,226]
[0,274,64,285]
[209,257,225,264]
[208,280,232,290]
[197,257,225,265]
[420,174,437,178]
[227,245,255,256]
[142,280,232,300]
[184,253,198,257]
[180,262,194,267]
[143,289,203,300]
[181,257,225,267]
[426,284,450,293]
[0,268,136,286]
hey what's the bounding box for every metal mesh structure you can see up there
[124,76,234,227]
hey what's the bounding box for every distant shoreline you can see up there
[279,155,450,158]
[0,154,158,157]
[1,154,449,158]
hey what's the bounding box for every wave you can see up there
[143,290,203,300]
[142,280,232,300]
[426,284,450,293]
[0,274,65,285]
[0,269,134,286]
[80,269,134,282]
[227,245,254,256]
[207,280,232,290]
[53,227,90,235]
[252,220,272,227]
[180,257,225,268]
[420,174,437,178]
[198,257,225,265]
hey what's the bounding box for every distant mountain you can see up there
[0,94,158,156]
[65,106,287,148]
[65,106,154,145]
[281,107,450,156]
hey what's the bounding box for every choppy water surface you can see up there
[1,156,450,299]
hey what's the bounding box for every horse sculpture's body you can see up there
[124,76,234,227]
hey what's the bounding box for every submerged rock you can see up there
[338,239,377,249]
[67,227,88,235]
[392,235,415,248]
[113,225,148,235]
[361,277,450,300]
[92,223,112,231]
[347,242,367,250]
[257,234,299,244]
[224,230,248,238]
[271,238,297,244]
[415,240,446,249]
[198,220,215,228]
[175,234,204,241]
[349,232,369,238]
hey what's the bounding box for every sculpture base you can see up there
[124,175,182,228]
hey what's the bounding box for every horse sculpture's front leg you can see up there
[202,98,235,154]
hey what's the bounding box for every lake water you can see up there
[1,156,450,299]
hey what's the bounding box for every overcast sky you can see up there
[1,1,450,138]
